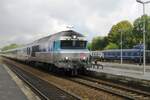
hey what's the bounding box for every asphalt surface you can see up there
[0,64,28,100]
[88,62,150,80]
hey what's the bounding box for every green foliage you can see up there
[1,44,20,51]
[133,15,150,49]
[90,15,150,50]
[108,20,133,49]
[87,43,92,50]
[91,36,108,50]
[146,16,150,50]
[104,42,119,49]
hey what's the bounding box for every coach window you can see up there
[29,48,31,55]
[125,52,128,56]
[131,52,134,56]
[128,52,131,56]
[28,48,31,55]
[27,48,28,55]
[123,52,125,56]
[110,52,112,56]
[116,52,119,56]
[31,45,40,57]
[133,52,137,56]
[27,48,30,55]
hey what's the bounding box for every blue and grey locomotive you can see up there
[2,30,90,75]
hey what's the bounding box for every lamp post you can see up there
[119,29,123,64]
[136,0,150,74]
[120,30,123,64]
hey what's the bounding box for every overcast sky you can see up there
[0,0,150,48]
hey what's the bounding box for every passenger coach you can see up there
[91,44,150,63]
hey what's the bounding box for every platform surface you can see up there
[0,64,28,100]
[99,62,150,70]
[88,62,150,81]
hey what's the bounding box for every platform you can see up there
[88,66,150,80]
[0,64,29,100]
[99,62,150,71]
[87,62,150,82]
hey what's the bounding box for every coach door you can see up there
[31,45,40,57]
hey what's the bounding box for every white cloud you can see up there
[0,0,150,47]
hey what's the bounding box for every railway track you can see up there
[5,61,81,100]
[5,57,150,100]
[2,58,125,100]
[8,65,50,100]
[69,75,150,100]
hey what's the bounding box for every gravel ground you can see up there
[2,58,125,100]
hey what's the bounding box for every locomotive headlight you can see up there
[83,56,86,60]
[82,56,87,63]
[73,35,77,39]
[65,57,69,60]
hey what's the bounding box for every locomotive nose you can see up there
[58,50,90,62]
[60,53,88,61]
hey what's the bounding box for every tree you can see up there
[108,20,133,49]
[104,42,119,49]
[87,42,92,50]
[1,44,20,51]
[90,15,150,50]
[91,36,108,50]
[133,15,150,50]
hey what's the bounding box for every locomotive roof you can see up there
[57,30,84,37]
[33,30,84,43]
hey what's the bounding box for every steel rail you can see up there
[3,59,81,100]
[69,75,150,100]
[9,65,50,100]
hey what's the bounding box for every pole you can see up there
[136,0,150,74]
[121,31,123,64]
[143,3,146,74]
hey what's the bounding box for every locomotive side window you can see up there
[53,41,60,50]
[53,41,55,49]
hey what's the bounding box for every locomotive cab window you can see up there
[61,40,87,49]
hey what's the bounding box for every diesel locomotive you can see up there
[2,30,90,75]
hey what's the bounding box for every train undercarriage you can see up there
[23,60,89,76]
[25,59,103,76]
